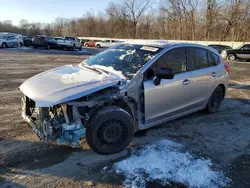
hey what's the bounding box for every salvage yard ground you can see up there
[0,50,249,188]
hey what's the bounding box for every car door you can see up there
[186,47,219,108]
[237,45,250,59]
[111,40,117,47]
[143,47,193,126]
[102,40,111,47]
[7,36,14,47]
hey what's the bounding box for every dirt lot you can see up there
[0,51,249,188]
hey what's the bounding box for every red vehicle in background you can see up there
[84,39,101,47]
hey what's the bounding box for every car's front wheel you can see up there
[86,106,134,155]
[206,86,223,114]
[2,43,7,48]
[227,54,236,61]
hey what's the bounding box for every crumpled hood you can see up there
[19,65,121,107]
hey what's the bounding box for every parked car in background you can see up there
[32,35,58,50]
[0,34,20,48]
[55,36,82,51]
[20,41,229,154]
[221,44,250,61]
[23,36,33,47]
[95,39,120,48]
[208,44,232,54]
[80,39,90,46]
[84,39,101,47]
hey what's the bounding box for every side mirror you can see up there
[153,67,175,86]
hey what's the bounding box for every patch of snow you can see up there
[44,65,109,84]
[114,140,230,188]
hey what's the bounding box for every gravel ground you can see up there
[0,51,249,188]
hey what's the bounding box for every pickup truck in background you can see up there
[55,36,82,51]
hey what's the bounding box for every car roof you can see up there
[124,40,220,55]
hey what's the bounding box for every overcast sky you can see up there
[0,0,120,25]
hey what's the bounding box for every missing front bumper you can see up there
[21,95,86,147]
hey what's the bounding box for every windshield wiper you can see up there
[80,64,103,75]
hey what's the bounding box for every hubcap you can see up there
[229,55,235,61]
[99,120,124,144]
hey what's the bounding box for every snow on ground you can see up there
[114,140,230,188]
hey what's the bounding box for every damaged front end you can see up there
[21,84,124,148]
[21,95,86,147]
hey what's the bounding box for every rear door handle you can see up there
[182,79,191,85]
[211,72,216,77]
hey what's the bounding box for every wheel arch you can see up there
[227,52,237,59]
[2,42,7,47]
[87,98,136,127]
[218,83,226,100]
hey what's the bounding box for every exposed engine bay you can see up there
[21,85,137,148]
[22,96,85,147]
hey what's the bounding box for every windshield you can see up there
[84,44,162,78]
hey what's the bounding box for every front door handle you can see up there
[182,79,191,85]
[211,72,216,77]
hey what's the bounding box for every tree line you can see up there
[0,0,249,41]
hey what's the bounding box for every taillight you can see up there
[224,64,230,72]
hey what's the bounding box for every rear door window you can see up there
[187,47,209,71]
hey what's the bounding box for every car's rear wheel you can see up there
[227,54,236,61]
[86,106,134,155]
[206,86,223,114]
[2,43,7,48]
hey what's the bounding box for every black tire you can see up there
[72,45,75,51]
[96,44,101,48]
[2,43,7,48]
[34,46,38,49]
[79,46,82,51]
[46,45,50,50]
[206,86,223,114]
[227,54,236,61]
[86,106,134,155]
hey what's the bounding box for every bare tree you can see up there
[219,0,250,41]
[121,0,151,38]
[205,0,218,40]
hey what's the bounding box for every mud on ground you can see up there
[0,51,249,188]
